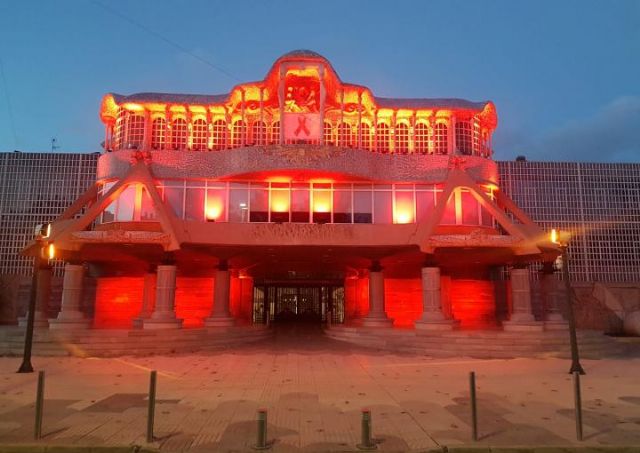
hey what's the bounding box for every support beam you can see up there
[415,266,456,330]
[49,264,90,330]
[361,261,392,327]
[133,268,157,329]
[204,260,235,327]
[143,264,182,329]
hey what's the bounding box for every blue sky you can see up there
[0,0,638,162]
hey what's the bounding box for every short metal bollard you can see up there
[34,370,45,440]
[469,371,478,441]
[357,408,377,450]
[253,408,270,450]
[146,370,157,443]
[573,371,583,441]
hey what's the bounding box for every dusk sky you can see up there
[0,0,638,162]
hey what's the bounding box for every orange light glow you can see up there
[270,190,290,212]
[550,228,559,244]
[206,205,222,220]
[47,243,55,260]
[394,209,414,224]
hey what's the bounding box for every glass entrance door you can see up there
[252,284,344,324]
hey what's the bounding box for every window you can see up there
[127,114,144,149]
[212,120,227,150]
[192,118,207,151]
[434,123,448,155]
[472,120,481,156]
[270,121,280,144]
[291,183,310,222]
[232,120,246,148]
[324,121,334,145]
[414,122,429,154]
[333,184,352,223]
[455,120,473,155]
[338,123,353,148]
[376,123,390,153]
[151,117,166,150]
[394,123,409,154]
[171,118,188,150]
[113,108,126,150]
[252,121,267,146]
[360,123,371,151]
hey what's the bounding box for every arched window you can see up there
[472,120,481,155]
[151,117,166,150]
[251,121,267,146]
[323,121,334,145]
[360,123,371,151]
[232,120,246,148]
[434,123,448,155]
[270,121,280,144]
[414,122,429,154]
[127,114,145,149]
[112,108,127,150]
[376,123,390,153]
[338,123,353,147]
[171,118,188,150]
[394,123,409,154]
[455,120,473,155]
[191,118,207,151]
[212,120,227,150]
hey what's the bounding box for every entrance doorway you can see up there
[253,284,344,324]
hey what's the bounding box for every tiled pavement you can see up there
[0,325,639,452]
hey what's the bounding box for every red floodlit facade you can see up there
[34,50,561,333]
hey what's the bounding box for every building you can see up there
[7,50,639,341]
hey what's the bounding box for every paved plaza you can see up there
[0,326,639,452]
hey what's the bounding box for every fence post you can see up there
[573,371,583,441]
[34,370,45,440]
[469,371,478,441]
[146,370,157,443]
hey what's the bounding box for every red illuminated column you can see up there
[18,264,52,328]
[415,266,455,330]
[49,263,90,330]
[205,260,235,327]
[541,262,568,330]
[133,268,157,329]
[143,264,183,329]
[503,267,543,331]
[361,261,393,327]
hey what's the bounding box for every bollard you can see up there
[573,371,583,441]
[146,370,157,443]
[356,408,377,450]
[469,371,478,441]
[34,370,45,440]
[253,408,270,450]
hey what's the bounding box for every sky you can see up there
[0,0,638,162]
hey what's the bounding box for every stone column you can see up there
[132,269,157,329]
[205,260,235,327]
[541,262,568,331]
[361,262,393,327]
[415,266,455,330]
[49,263,90,329]
[143,264,183,329]
[503,267,543,332]
[18,264,52,328]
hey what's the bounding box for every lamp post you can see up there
[550,229,585,375]
[17,225,54,374]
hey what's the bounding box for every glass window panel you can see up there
[163,180,184,187]
[102,201,116,223]
[481,206,493,227]
[440,191,457,224]
[164,187,184,218]
[461,191,480,225]
[416,191,435,222]
[373,191,392,224]
[228,188,249,222]
[333,190,352,223]
[270,189,290,222]
[353,191,372,223]
[353,183,372,191]
[140,187,157,221]
[206,188,226,221]
[250,188,268,222]
[312,189,331,223]
[116,186,135,221]
[185,188,205,221]
[394,191,414,223]
[374,184,392,190]
[291,188,310,222]
[229,182,248,190]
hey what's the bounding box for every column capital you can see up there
[422,254,438,268]
[218,259,229,271]
[369,260,382,273]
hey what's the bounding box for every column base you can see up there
[143,317,183,330]
[503,320,544,332]
[204,315,235,327]
[49,316,91,330]
[415,318,457,331]
[18,313,49,328]
[360,316,393,328]
[544,319,569,331]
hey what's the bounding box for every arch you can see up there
[212,119,227,150]
[191,118,207,151]
[455,120,473,155]
[232,120,246,148]
[151,117,166,150]
[376,123,390,153]
[434,122,448,155]
[251,121,267,146]
[171,118,188,150]
[414,122,429,154]
[394,122,409,154]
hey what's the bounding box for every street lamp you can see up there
[550,228,585,375]
[17,224,54,374]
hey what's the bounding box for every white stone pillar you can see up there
[361,262,393,327]
[504,267,543,331]
[541,264,568,330]
[49,264,90,329]
[205,261,235,327]
[415,267,455,330]
[18,265,52,328]
[143,264,182,329]
[132,270,156,329]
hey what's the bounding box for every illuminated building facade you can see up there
[24,50,567,332]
